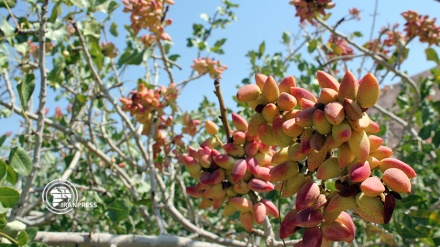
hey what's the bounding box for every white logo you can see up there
[42,179,97,214]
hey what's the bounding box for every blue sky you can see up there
[2,0,440,136]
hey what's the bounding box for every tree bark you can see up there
[34,232,225,247]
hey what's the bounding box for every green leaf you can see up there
[425,47,440,65]
[0,134,6,148]
[401,195,427,209]
[106,199,130,222]
[42,152,57,167]
[352,31,363,37]
[168,54,180,62]
[0,55,8,68]
[433,130,440,148]
[409,210,440,226]
[432,101,440,114]
[0,0,16,8]
[0,108,12,118]
[192,23,204,37]
[70,0,86,8]
[419,124,432,140]
[117,48,151,67]
[282,31,290,44]
[9,146,32,176]
[1,16,15,44]
[16,74,35,111]
[16,231,28,246]
[213,38,226,48]
[163,43,171,54]
[15,43,29,55]
[46,20,67,42]
[0,186,20,207]
[85,0,107,12]
[86,0,119,13]
[48,1,62,22]
[106,0,119,13]
[25,227,38,244]
[6,163,18,185]
[197,41,207,50]
[0,213,6,227]
[258,41,265,57]
[434,237,440,247]
[211,38,227,54]
[130,198,151,206]
[89,37,104,71]
[0,159,6,181]
[110,22,118,37]
[186,38,196,47]
[224,0,239,8]
[83,21,101,39]
[401,225,433,239]
[308,39,318,53]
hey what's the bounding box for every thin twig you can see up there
[2,68,15,109]
[152,55,182,70]
[157,40,175,83]
[321,54,365,67]
[4,0,19,29]
[87,97,96,144]
[282,39,307,67]
[359,0,379,78]
[176,73,205,88]
[213,78,232,141]
[100,116,138,168]
[176,176,197,225]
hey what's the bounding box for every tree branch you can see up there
[372,104,437,160]
[146,114,167,234]
[8,0,49,222]
[34,232,225,247]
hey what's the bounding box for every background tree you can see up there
[0,0,439,246]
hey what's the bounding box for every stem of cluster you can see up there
[214,78,232,142]
[247,190,260,204]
